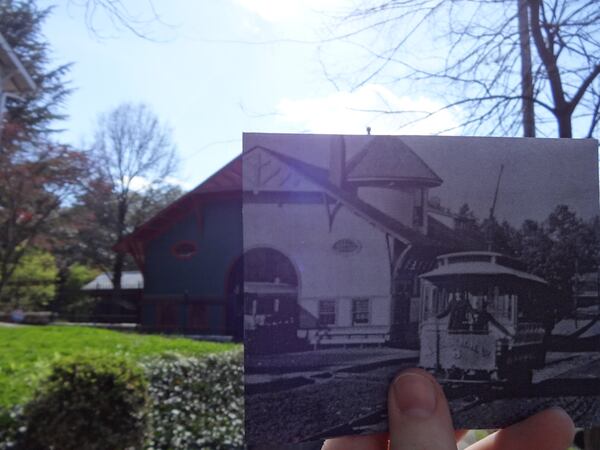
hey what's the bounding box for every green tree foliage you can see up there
[1,247,57,310]
[75,178,182,276]
[0,143,88,302]
[0,1,87,303]
[55,263,100,317]
[64,263,99,294]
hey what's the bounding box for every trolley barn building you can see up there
[117,134,477,347]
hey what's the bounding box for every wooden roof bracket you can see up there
[322,193,342,232]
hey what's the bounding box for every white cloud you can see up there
[276,84,462,136]
[128,176,151,192]
[164,176,195,191]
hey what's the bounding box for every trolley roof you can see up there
[420,251,548,285]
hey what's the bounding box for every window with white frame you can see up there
[352,298,370,325]
[318,300,336,326]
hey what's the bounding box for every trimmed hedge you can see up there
[20,353,149,450]
[143,350,244,450]
[0,349,244,450]
[0,406,24,450]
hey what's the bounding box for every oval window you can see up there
[171,241,197,259]
[332,238,361,254]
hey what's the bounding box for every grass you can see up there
[0,325,238,409]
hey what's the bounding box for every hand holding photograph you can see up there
[241,133,600,446]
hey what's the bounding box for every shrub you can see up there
[0,406,25,450]
[143,349,244,450]
[20,353,149,450]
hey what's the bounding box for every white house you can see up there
[242,134,474,350]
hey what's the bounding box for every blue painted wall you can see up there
[144,199,242,298]
[140,198,242,334]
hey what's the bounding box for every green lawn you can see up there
[0,325,237,409]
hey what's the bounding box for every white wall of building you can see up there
[357,186,415,227]
[241,146,405,345]
[244,199,393,344]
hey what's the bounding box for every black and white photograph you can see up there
[242,133,600,446]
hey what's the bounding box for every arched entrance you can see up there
[227,247,300,352]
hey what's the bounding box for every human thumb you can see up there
[388,369,456,450]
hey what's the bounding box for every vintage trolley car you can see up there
[418,251,548,383]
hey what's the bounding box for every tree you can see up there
[75,178,182,275]
[82,102,178,301]
[1,246,58,310]
[324,0,600,138]
[0,0,72,143]
[446,204,598,335]
[55,262,101,318]
[78,0,169,39]
[536,205,598,294]
[0,1,85,306]
[463,204,599,299]
[505,206,599,333]
[0,143,88,303]
[444,203,598,297]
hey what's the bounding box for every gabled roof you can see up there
[190,156,242,193]
[261,147,434,247]
[114,157,242,251]
[346,136,442,187]
[117,139,453,254]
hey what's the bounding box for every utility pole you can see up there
[518,0,535,137]
[487,165,504,251]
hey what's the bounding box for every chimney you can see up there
[329,135,346,189]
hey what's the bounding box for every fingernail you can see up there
[392,372,437,418]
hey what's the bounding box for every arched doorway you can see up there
[227,247,300,352]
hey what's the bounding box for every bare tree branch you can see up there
[321,0,600,138]
[84,102,178,298]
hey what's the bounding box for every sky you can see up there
[39,0,461,189]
